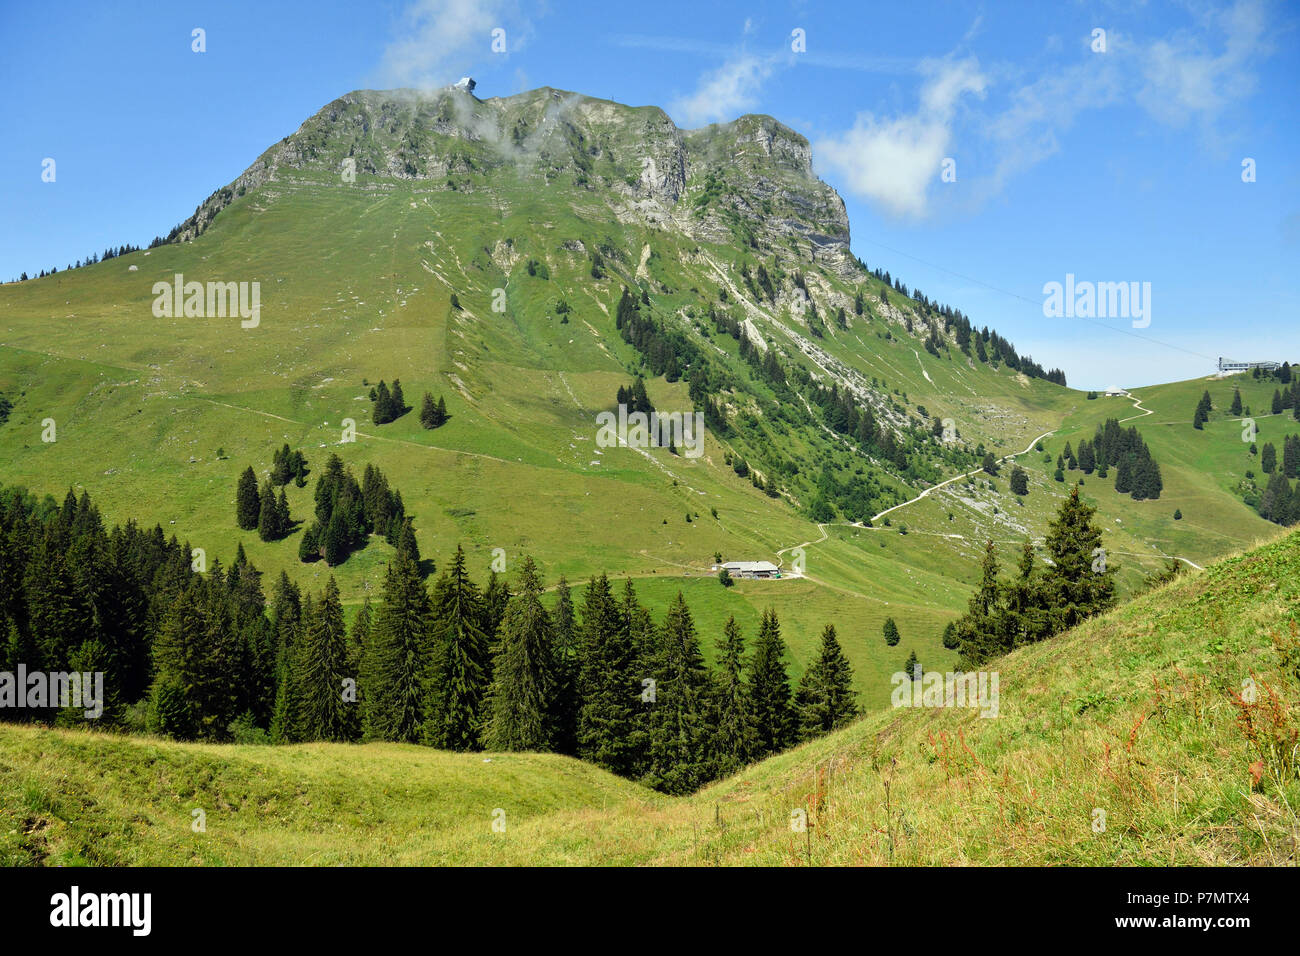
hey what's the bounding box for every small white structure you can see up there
[453,76,476,93]
[1104,386,1128,397]
[719,560,781,579]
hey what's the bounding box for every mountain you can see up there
[4,524,1295,865]
[0,85,1285,697]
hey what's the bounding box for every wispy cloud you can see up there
[670,52,776,126]
[611,33,914,74]
[376,0,529,90]
[1136,0,1270,131]
[817,0,1275,219]
[814,58,986,219]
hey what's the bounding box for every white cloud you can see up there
[670,53,776,127]
[813,58,986,219]
[377,0,524,90]
[1136,0,1269,129]
[816,0,1274,219]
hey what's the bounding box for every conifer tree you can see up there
[619,578,657,777]
[1114,454,1133,494]
[323,508,348,566]
[902,649,919,677]
[236,466,260,530]
[424,545,490,750]
[1041,487,1116,631]
[363,550,432,742]
[482,570,511,642]
[749,608,795,756]
[294,577,353,741]
[576,573,638,774]
[483,557,555,751]
[1002,539,1049,647]
[256,481,278,541]
[794,624,858,740]
[420,392,438,429]
[883,616,900,646]
[395,516,420,565]
[646,592,715,793]
[712,616,757,775]
[1262,442,1277,474]
[148,584,205,738]
[298,522,321,562]
[549,575,580,755]
[956,541,1006,669]
[275,488,291,535]
[1231,388,1242,416]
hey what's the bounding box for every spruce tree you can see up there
[956,541,1006,669]
[646,592,715,794]
[576,573,638,774]
[322,512,348,564]
[749,608,795,757]
[482,570,511,642]
[712,616,757,775]
[549,576,580,756]
[395,517,420,565]
[420,392,438,429]
[275,488,291,536]
[1231,388,1242,416]
[298,522,321,562]
[362,549,432,742]
[294,577,352,741]
[1041,487,1116,631]
[1114,455,1133,494]
[794,624,858,740]
[1262,442,1277,474]
[883,616,900,646]
[424,545,490,750]
[236,466,260,530]
[902,649,919,677]
[483,557,555,751]
[372,381,393,424]
[256,480,278,541]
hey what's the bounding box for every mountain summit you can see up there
[173,87,854,277]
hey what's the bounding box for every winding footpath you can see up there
[775,389,1205,577]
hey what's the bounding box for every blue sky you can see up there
[2,0,1296,389]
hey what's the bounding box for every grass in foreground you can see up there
[2,526,1297,867]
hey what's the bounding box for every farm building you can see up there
[719,560,781,579]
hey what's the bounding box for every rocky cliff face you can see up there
[169,86,854,276]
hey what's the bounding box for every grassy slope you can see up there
[4,525,1296,866]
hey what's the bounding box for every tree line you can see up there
[0,481,859,794]
[1059,419,1163,501]
[951,488,1118,668]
